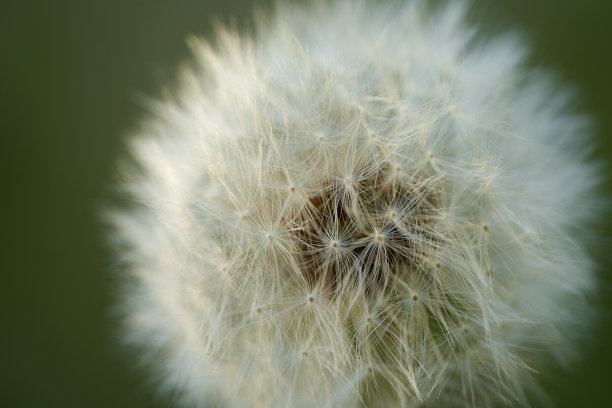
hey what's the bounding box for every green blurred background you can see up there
[2,1,611,406]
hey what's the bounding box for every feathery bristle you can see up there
[109,1,600,407]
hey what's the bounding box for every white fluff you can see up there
[109,1,600,406]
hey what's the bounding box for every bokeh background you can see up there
[3,1,611,406]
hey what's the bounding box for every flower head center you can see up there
[289,166,439,298]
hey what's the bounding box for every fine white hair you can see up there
[109,1,601,407]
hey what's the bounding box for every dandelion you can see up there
[109,1,601,407]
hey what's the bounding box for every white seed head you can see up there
[109,1,601,407]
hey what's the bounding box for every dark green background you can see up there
[3,1,611,407]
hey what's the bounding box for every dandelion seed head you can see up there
[110,1,601,407]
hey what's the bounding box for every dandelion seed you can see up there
[109,1,601,407]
